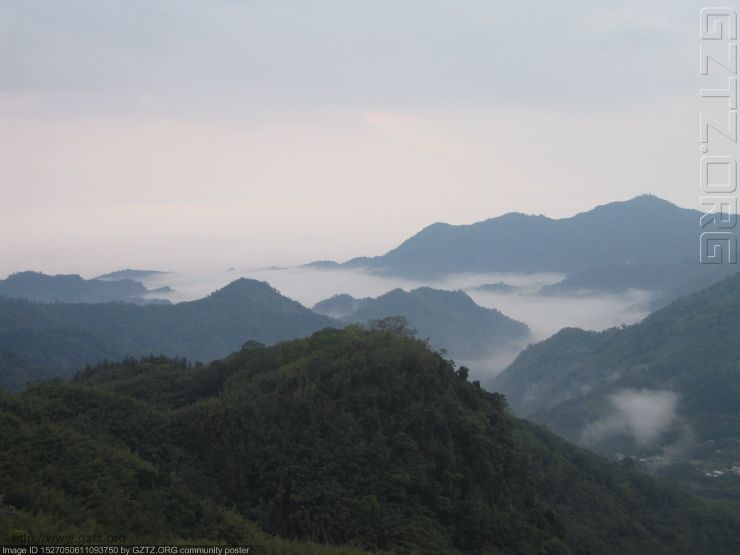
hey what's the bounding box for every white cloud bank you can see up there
[582,388,680,446]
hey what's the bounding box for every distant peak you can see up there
[625,194,676,206]
[596,194,678,211]
[6,271,83,281]
[213,278,273,294]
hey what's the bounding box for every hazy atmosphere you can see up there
[3,2,740,552]
[0,0,711,276]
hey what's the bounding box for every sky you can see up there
[0,0,727,276]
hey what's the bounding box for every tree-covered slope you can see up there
[491,273,740,498]
[0,279,338,391]
[313,287,530,360]
[1,327,739,553]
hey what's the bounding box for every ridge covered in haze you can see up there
[308,195,738,305]
[0,271,170,304]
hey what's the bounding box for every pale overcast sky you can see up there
[0,0,724,275]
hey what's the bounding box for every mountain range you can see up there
[95,268,170,281]
[309,195,738,306]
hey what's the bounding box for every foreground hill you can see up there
[491,273,740,498]
[1,326,739,553]
[0,279,337,391]
[313,287,530,360]
[0,271,170,304]
[311,196,737,305]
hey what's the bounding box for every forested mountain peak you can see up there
[2,326,739,552]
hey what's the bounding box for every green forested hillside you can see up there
[0,279,337,391]
[492,273,740,498]
[1,326,739,553]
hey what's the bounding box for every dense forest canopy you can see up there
[1,326,739,553]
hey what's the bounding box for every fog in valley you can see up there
[132,264,653,379]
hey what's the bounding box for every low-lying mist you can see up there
[467,287,652,341]
[137,266,653,379]
[582,388,681,446]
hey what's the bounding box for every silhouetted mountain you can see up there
[313,196,738,305]
[314,287,529,361]
[470,281,518,293]
[150,285,175,294]
[0,271,169,304]
[0,279,338,391]
[492,273,740,499]
[301,260,343,269]
[95,268,170,281]
[312,294,370,319]
[2,326,739,552]
[539,256,737,307]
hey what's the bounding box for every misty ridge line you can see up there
[0,193,735,392]
[2,193,725,386]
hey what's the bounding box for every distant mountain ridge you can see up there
[95,268,170,281]
[312,293,370,319]
[308,195,738,305]
[0,271,170,304]
[313,287,529,361]
[0,278,338,391]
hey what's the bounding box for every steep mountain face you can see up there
[313,287,530,361]
[0,279,338,391]
[491,273,740,498]
[317,196,737,304]
[1,327,739,553]
[0,271,170,304]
